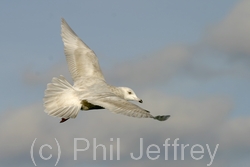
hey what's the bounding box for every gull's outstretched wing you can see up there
[61,18,105,82]
[88,96,170,121]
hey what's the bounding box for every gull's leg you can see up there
[81,100,104,110]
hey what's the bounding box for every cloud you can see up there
[22,60,72,86]
[1,91,249,166]
[207,0,250,57]
[22,44,192,87]
[107,45,191,86]
[23,0,250,87]
[105,0,250,83]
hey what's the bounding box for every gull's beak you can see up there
[139,99,143,103]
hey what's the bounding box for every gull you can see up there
[43,18,170,123]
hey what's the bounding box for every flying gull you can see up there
[43,18,170,123]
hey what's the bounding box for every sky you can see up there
[0,0,250,167]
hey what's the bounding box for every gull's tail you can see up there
[43,75,81,120]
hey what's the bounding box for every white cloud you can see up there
[22,61,72,86]
[1,91,249,166]
[207,0,250,56]
[107,45,191,86]
[21,44,192,88]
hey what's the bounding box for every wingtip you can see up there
[61,18,66,24]
[154,115,170,121]
[61,18,67,28]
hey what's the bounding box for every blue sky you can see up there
[0,0,243,113]
[1,0,250,167]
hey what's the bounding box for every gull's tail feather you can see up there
[43,75,81,119]
[153,115,170,121]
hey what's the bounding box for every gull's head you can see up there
[120,87,143,103]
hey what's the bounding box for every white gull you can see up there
[43,18,170,123]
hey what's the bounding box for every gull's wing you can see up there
[61,18,105,82]
[88,96,170,121]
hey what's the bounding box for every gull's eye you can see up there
[128,91,132,95]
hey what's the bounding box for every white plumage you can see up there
[43,18,170,123]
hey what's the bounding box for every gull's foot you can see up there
[60,118,69,123]
[81,100,105,110]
